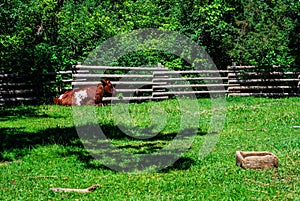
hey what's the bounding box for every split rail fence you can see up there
[0,63,299,105]
[71,63,228,103]
[227,64,300,97]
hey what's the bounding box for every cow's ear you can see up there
[101,79,107,86]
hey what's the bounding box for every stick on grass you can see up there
[50,184,100,193]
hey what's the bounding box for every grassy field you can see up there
[0,97,299,200]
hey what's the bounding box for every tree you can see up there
[229,0,298,66]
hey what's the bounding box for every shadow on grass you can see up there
[160,157,196,172]
[0,105,67,121]
[0,127,80,160]
[0,123,205,172]
[0,106,40,121]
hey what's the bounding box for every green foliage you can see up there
[1,0,299,71]
[229,0,299,66]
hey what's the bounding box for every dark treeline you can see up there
[1,0,299,73]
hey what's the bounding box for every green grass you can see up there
[0,97,299,200]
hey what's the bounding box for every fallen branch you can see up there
[292,126,300,129]
[29,176,58,179]
[50,184,100,193]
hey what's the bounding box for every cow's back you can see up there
[54,80,114,106]
[72,85,102,106]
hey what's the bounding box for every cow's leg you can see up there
[96,102,103,106]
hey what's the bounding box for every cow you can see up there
[54,80,116,106]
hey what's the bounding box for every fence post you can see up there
[298,75,300,96]
[152,63,168,99]
[227,62,237,96]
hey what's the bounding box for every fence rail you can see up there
[0,63,299,105]
[227,64,300,97]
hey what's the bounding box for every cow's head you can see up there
[101,79,116,96]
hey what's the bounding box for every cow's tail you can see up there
[54,96,60,104]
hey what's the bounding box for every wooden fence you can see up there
[71,63,229,102]
[227,64,300,97]
[72,64,169,102]
[0,71,56,105]
[0,69,76,105]
[0,63,299,105]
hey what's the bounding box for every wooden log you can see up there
[153,83,232,89]
[228,92,299,97]
[153,70,230,75]
[0,97,37,101]
[73,74,153,78]
[228,72,299,77]
[228,86,297,90]
[152,90,227,96]
[153,77,228,82]
[75,65,168,71]
[228,65,294,69]
[50,184,100,193]
[0,82,31,87]
[57,70,88,74]
[61,79,75,83]
[0,89,34,94]
[103,96,168,101]
[116,88,152,93]
[228,78,299,83]
[72,81,154,86]
[236,151,278,169]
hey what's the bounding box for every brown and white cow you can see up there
[54,80,116,106]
